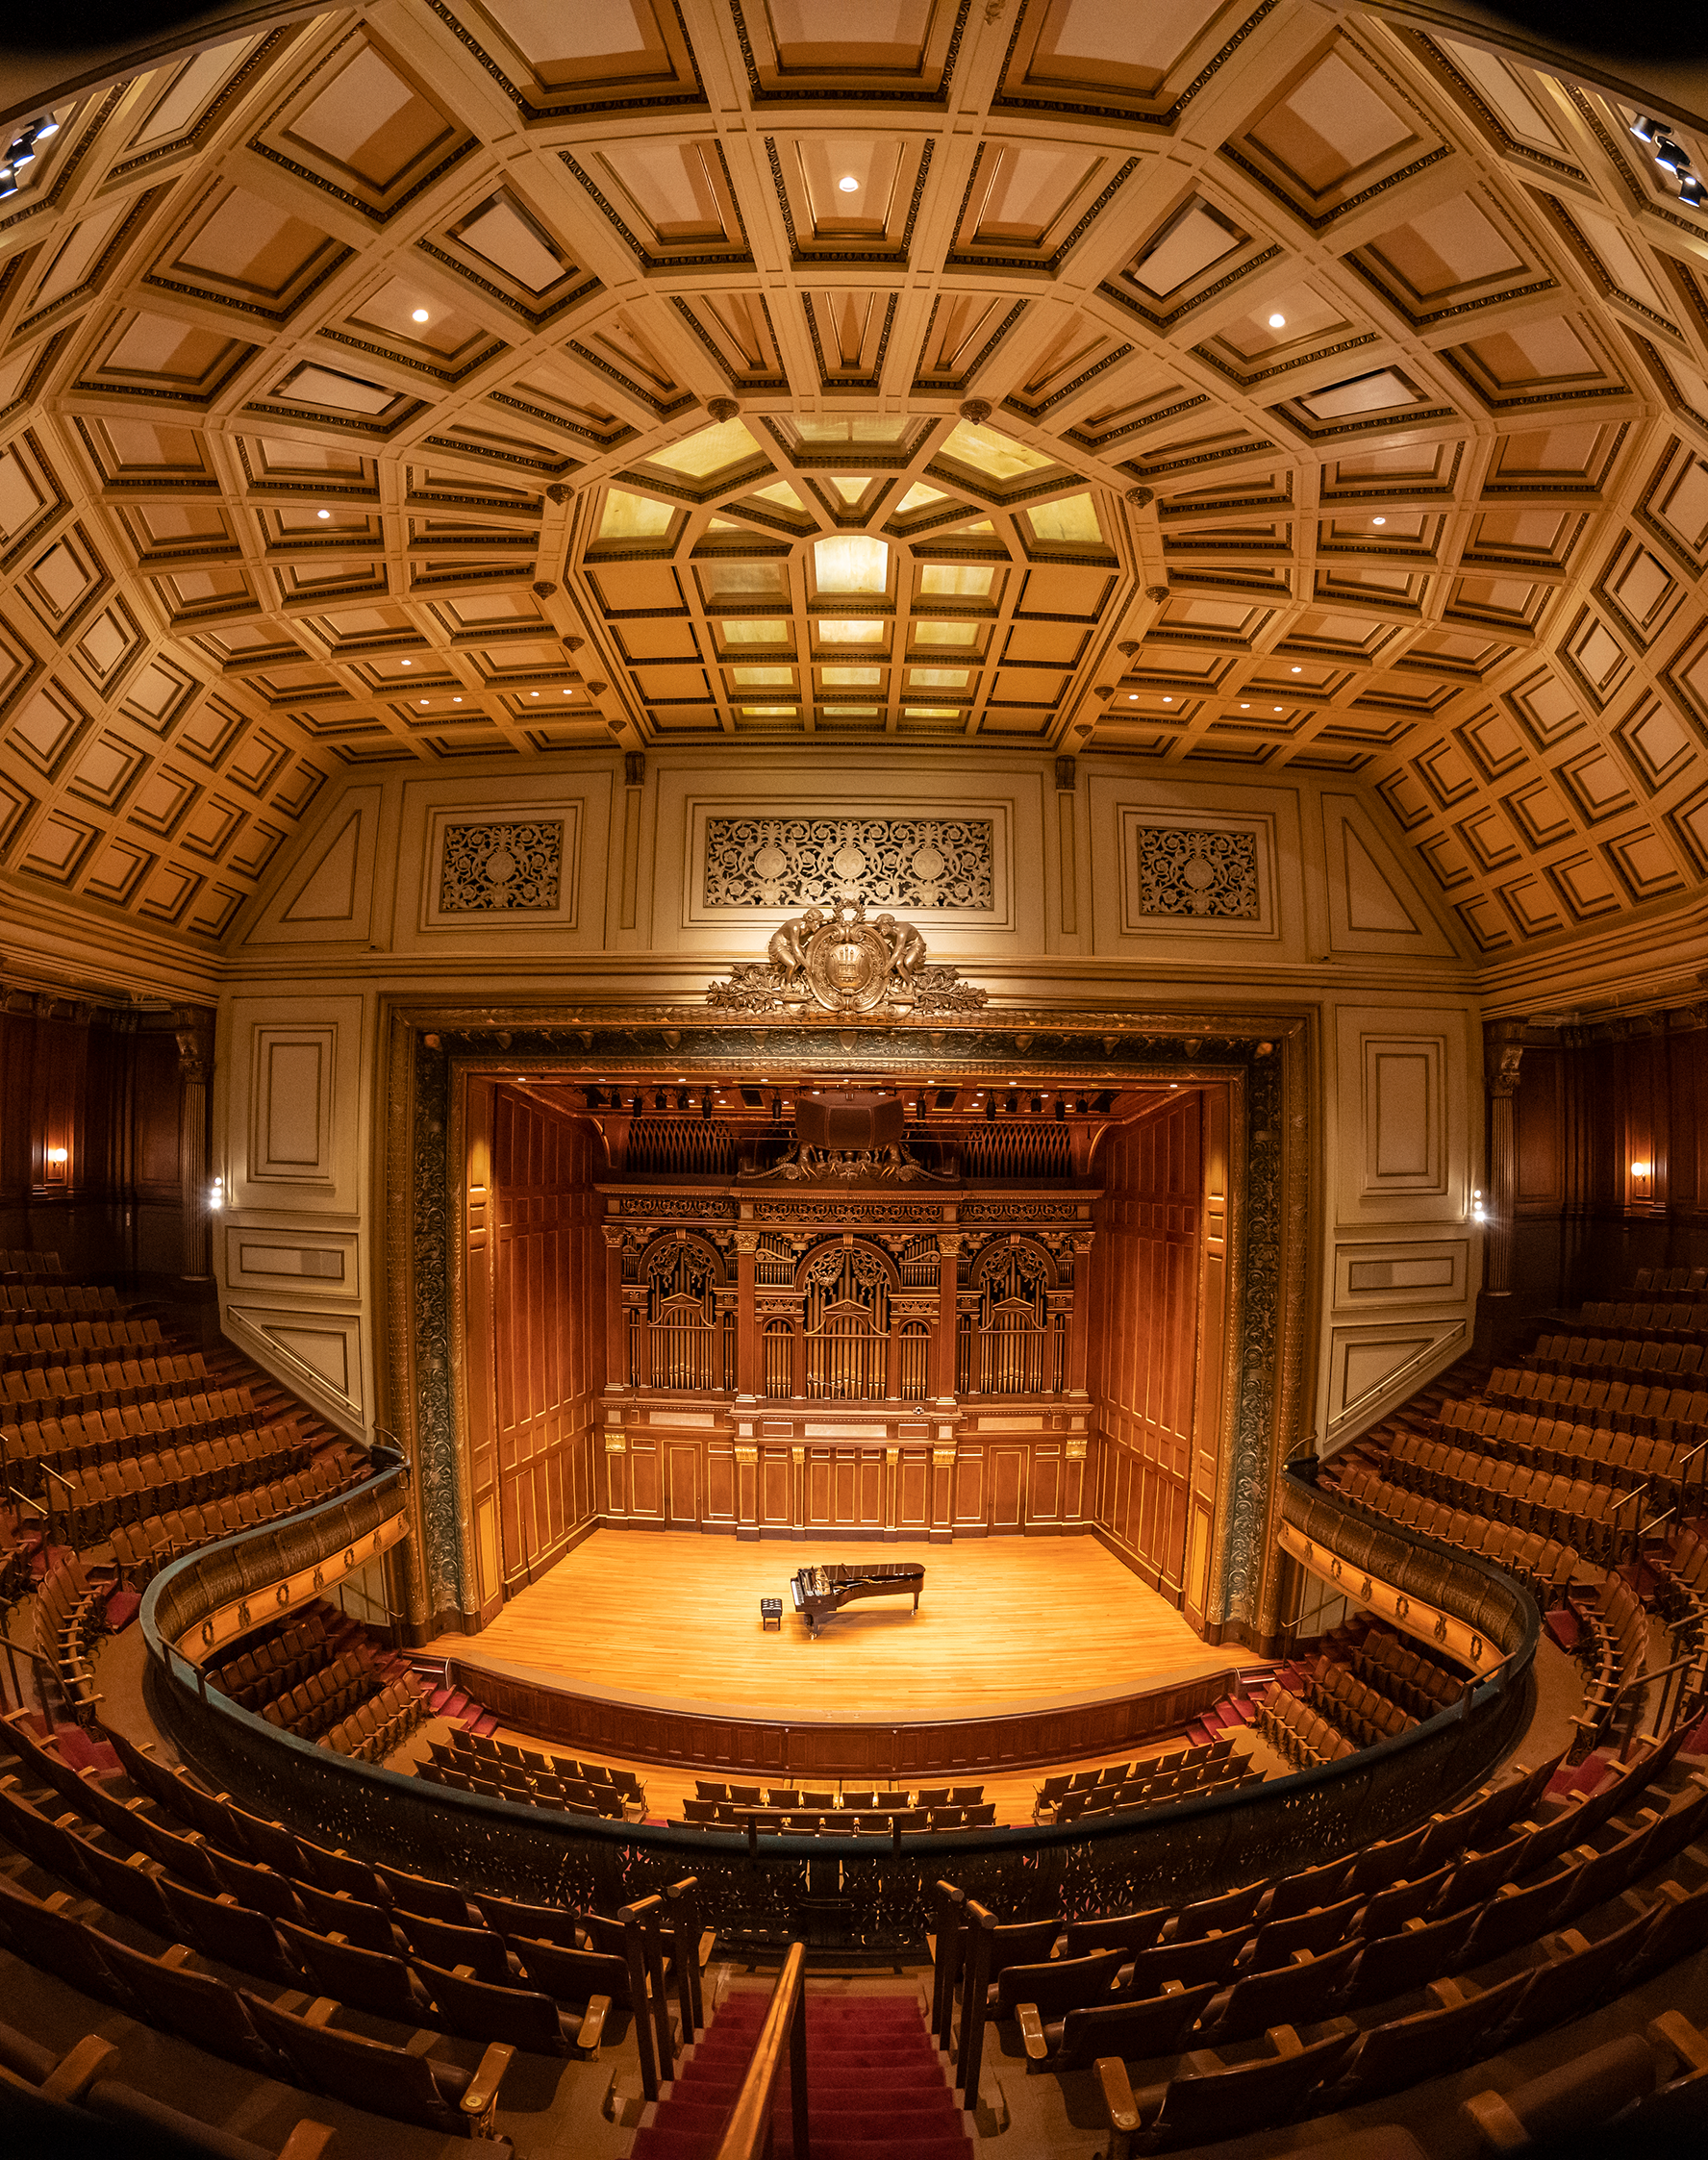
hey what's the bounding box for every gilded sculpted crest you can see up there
[708,894,986,1017]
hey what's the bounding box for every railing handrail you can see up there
[714,1939,809,2160]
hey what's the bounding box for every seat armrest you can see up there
[1016,2003,1046,2061]
[41,2035,120,2103]
[1427,1977,1470,2010]
[461,2041,515,2131]
[303,1997,340,2029]
[1094,2055,1138,2133]
[1649,2010,1708,2074]
[577,1994,610,2054]
[1462,2087,1531,2154]
[161,1944,196,1971]
[276,2126,339,2160]
[1160,1979,1184,1996]
[1265,2025,1303,2059]
[697,1928,716,1969]
[453,1964,476,1980]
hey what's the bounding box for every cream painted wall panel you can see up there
[650,755,1048,957]
[1324,1319,1469,1444]
[1086,769,1311,963]
[240,785,388,948]
[1332,1005,1472,1224]
[1332,1238,1469,1308]
[224,995,366,1209]
[223,1224,361,1297]
[224,1300,366,1427]
[388,769,614,953]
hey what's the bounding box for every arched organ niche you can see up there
[959,1238,1068,1398]
[627,1233,735,1390]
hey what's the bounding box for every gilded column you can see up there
[734,1229,759,1399]
[933,1232,963,1402]
[601,1224,630,1391]
[1066,1230,1096,1397]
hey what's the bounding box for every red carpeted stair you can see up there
[629,1988,971,2160]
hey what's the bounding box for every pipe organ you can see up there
[609,1204,1093,1410]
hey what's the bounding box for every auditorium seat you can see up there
[240,1992,514,2140]
[1094,2022,1360,2153]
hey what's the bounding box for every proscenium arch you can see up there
[386,1001,1314,1653]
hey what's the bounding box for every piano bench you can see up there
[759,1597,783,1632]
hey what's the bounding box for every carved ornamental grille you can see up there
[438,820,564,914]
[1134,827,1260,919]
[703,816,995,912]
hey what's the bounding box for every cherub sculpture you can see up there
[766,906,822,983]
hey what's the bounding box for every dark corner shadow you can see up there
[3,2,262,56]
[1469,2,1708,64]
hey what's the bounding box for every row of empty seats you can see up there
[677,1797,997,1832]
[8,1385,279,1482]
[107,1448,365,1587]
[1377,1429,1636,1564]
[1434,1394,1702,1502]
[1322,1460,1582,1600]
[0,1706,711,2141]
[1038,1739,1253,1823]
[43,1422,312,1545]
[1484,1365,1708,1448]
[1530,1330,1705,1381]
[696,1774,981,1810]
[322,1675,428,1763]
[32,1553,108,1719]
[935,1732,1708,2153]
[1353,1625,1463,1720]
[1251,1681,1357,1767]
[1308,1661,1416,1749]
[209,1610,338,1711]
[0,1317,163,1361]
[2,1349,209,1411]
[417,1724,646,1820]
[0,1281,121,1315]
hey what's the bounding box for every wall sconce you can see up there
[45,1147,67,1165]
[210,1175,226,1212]
[1470,1187,1486,1223]
[1631,1159,1653,1196]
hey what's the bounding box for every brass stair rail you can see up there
[714,1940,809,2160]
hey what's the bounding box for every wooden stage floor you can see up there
[426,1530,1230,1723]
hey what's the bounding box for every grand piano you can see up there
[791,1561,925,1635]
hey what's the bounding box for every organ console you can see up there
[791,1561,926,1635]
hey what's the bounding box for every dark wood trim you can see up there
[440,1652,1240,1781]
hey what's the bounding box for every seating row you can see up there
[1353,1626,1462,1719]
[41,1421,310,1543]
[1531,1332,1705,1381]
[6,1385,269,1475]
[107,1448,366,1584]
[0,1280,120,1315]
[418,1755,633,1821]
[211,1609,337,1710]
[1309,1662,1415,1749]
[1484,1366,1708,1448]
[323,1674,427,1762]
[1252,1682,1356,1767]
[1377,1434,1635,1564]
[1327,1461,1582,1599]
[677,1798,997,1832]
[1,1349,208,1411]
[696,1774,981,1809]
[0,1317,164,1362]
[1428,1400,1701,1501]
[1037,1741,1231,1814]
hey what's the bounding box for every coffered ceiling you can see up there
[5,0,1708,965]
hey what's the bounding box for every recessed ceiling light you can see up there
[1291,666,1302,673]
[1274,706,1282,714]
[1129,693,1137,700]
[412,308,430,323]
[1162,695,1172,703]
[1268,312,1286,329]
[418,698,428,706]
[838,175,859,193]
[1372,515,1386,526]
[400,659,411,666]
[531,690,540,696]
[316,509,330,520]
[1241,702,1249,710]
[452,695,462,703]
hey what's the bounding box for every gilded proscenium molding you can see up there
[377,996,1311,1639]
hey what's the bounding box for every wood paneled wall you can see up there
[1510,1019,1708,1309]
[1088,1092,1204,1603]
[604,1426,1087,1539]
[0,997,204,1280]
[464,1084,601,1617]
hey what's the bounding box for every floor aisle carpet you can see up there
[629,1989,972,2160]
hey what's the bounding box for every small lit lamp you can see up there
[1630,1158,1653,1199]
[210,1174,226,1211]
[1470,1187,1486,1223]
